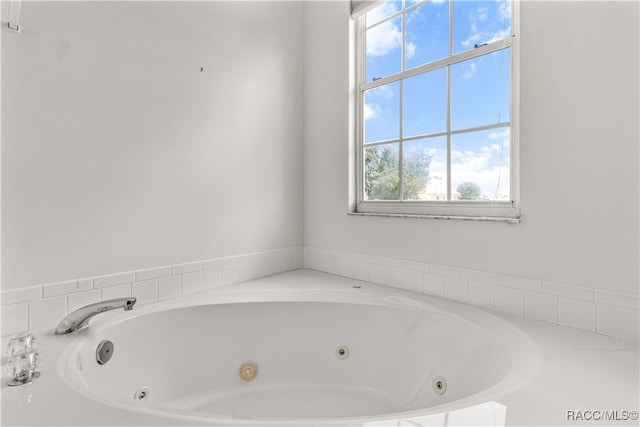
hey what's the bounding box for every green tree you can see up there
[365,146,431,200]
[457,181,482,200]
[365,146,399,200]
[403,149,432,200]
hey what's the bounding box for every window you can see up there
[354,0,519,221]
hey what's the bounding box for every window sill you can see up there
[353,201,521,223]
[347,211,521,224]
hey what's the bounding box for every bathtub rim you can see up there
[56,270,541,425]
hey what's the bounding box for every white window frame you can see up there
[353,0,520,222]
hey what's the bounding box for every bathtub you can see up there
[52,270,539,426]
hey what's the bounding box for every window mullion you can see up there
[446,65,451,202]
[399,80,404,200]
[446,0,453,201]
[398,7,406,201]
[357,14,367,204]
[449,0,454,56]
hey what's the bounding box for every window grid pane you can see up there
[451,128,511,201]
[405,0,451,71]
[365,144,401,200]
[360,0,514,207]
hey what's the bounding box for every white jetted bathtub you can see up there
[53,270,539,426]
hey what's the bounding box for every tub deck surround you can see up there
[1,270,638,427]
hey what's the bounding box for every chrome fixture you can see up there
[5,332,41,386]
[96,340,115,365]
[55,297,137,335]
[6,332,37,356]
[6,349,41,386]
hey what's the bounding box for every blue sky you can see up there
[364,0,512,200]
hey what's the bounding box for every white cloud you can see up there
[463,62,477,79]
[363,103,382,121]
[366,2,400,26]
[366,18,403,57]
[450,141,510,198]
[406,42,417,60]
[481,144,503,154]
[460,32,482,48]
[368,84,396,99]
[476,6,489,22]
[459,1,512,49]
[489,129,510,140]
[460,28,510,49]
[486,29,513,45]
[498,0,512,20]
[452,149,490,171]
[367,0,450,62]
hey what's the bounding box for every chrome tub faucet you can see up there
[55,297,137,335]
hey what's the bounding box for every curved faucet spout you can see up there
[55,297,137,335]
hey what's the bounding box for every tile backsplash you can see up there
[2,244,637,342]
[304,246,639,342]
[1,246,303,337]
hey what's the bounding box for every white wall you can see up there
[304,1,639,296]
[2,1,304,290]
[2,0,637,302]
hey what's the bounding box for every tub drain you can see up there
[239,361,258,381]
[433,376,447,395]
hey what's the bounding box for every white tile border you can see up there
[135,267,171,282]
[595,289,640,310]
[43,279,92,298]
[303,245,639,342]
[543,280,594,302]
[171,262,202,276]
[93,272,136,289]
[2,244,636,342]
[1,246,304,337]
[2,287,41,305]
